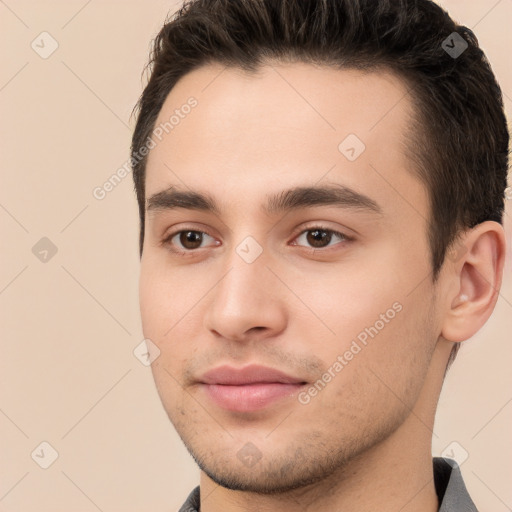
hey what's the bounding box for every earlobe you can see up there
[441,221,506,343]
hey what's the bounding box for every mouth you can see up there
[197,364,308,412]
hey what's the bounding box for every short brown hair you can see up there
[131,0,510,366]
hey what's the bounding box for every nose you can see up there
[203,245,287,343]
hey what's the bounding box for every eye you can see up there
[162,229,218,254]
[161,225,350,256]
[291,226,349,250]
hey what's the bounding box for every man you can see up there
[130,0,509,510]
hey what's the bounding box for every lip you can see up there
[198,364,307,412]
[199,364,306,385]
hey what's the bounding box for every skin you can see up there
[138,62,506,511]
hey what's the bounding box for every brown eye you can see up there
[306,229,333,248]
[178,231,204,250]
[163,229,217,254]
[294,227,347,250]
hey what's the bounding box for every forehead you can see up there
[144,62,427,224]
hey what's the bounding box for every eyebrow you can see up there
[146,184,382,217]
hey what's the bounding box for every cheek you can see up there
[304,273,435,411]
[287,267,399,347]
[353,293,436,408]
[139,268,190,415]
[139,262,203,374]
[317,309,432,437]
[139,260,189,337]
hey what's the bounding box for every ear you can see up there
[441,221,506,343]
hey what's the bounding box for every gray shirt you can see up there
[178,457,478,511]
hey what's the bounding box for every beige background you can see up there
[0,1,511,510]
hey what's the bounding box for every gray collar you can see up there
[435,457,478,511]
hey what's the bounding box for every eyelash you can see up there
[161,225,352,256]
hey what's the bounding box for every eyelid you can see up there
[290,221,354,241]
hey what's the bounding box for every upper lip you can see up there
[198,364,306,385]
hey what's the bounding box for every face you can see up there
[139,62,444,493]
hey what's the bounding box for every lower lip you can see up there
[201,383,305,412]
